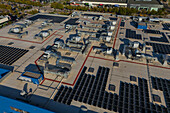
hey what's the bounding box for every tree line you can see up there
[4,0,42,7]
[51,2,167,16]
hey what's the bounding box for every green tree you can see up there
[150,9,157,15]
[51,2,64,9]
[27,10,39,15]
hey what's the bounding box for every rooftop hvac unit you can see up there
[72,36,81,42]
[105,36,112,42]
[54,41,64,48]
[107,25,115,30]
[25,20,33,26]
[41,31,49,37]
[9,27,23,33]
[107,32,113,36]
[13,27,21,33]
[112,21,117,25]
[107,48,113,54]
[138,17,142,22]
[133,42,140,48]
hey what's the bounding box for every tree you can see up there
[104,7,108,12]
[27,10,39,15]
[118,7,126,15]
[5,0,42,7]
[51,2,64,9]
[150,9,157,15]
[141,9,147,15]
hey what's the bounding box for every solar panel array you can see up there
[167,35,170,40]
[162,23,170,30]
[0,45,28,65]
[109,18,117,21]
[120,22,125,27]
[150,33,169,43]
[146,42,170,54]
[7,42,14,45]
[151,76,170,112]
[125,29,142,40]
[64,18,79,25]
[54,66,119,112]
[54,67,169,112]
[82,14,102,17]
[28,14,68,23]
[144,29,161,34]
[119,78,168,113]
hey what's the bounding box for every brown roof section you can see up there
[22,71,41,79]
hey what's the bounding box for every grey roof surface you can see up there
[82,0,127,3]
[127,0,161,5]
[81,0,162,4]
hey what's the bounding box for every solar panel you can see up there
[150,76,170,111]
[109,17,117,21]
[150,33,169,43]
[125,29,142,40]
[146,42,170,54]
[82,13,102,17]
[28,14,68,23]
[120,22,125,27]
[64,18,79,25]
[144,29,161,34]
[168,35,170,39]
[7,42,14,45]
[54,69,170,112]
[0,45,28,65]
[29,46,35,49]
[162,23,170,30]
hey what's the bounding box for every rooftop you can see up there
[22,71,42,79]
[81,0,127,3]
[0,12,169,113]
[127,0,161,5]
[80,0,162,4]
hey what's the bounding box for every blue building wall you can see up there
[0,68,10,79]
[0,96,54,113]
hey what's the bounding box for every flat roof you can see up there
[82,13,102,17]
[22,71,41,79]
[138,22,147,26]
[28,14,68,23]
[82,0,127,3]
[110,17,118,21]
[82,0,161,5]
[128,0,161,5]
[64,18,79,25]
[0,12,170,113]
